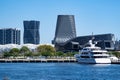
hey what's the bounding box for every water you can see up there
[0,63,120,80]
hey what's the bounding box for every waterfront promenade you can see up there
[0,57,77,63]
[0,57,120,64]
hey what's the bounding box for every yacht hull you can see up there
[77,58,111,64]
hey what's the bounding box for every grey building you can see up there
[23,20,40,44]
[65,34,115,51]
[52,15,76,51]
[53,33,115,52]
[0,28,20,45]
[114,40,120,50]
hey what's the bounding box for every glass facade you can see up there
[23,20,40,44]
[0,28,20,45]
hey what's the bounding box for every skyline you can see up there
[0,0,120,44]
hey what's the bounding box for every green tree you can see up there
[3,52,11,58]
[65,52,73,57]
[20,46,30,57]
[31,52,42,57]
[37,45,56,57]
[66,52,79,57]
[9,48,20,57]
[108,51,120,58]
[24,52,34,57]
[55,51,64,56]
[20,46,30,53]
[40,52,51,57]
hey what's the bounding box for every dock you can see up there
[0,58,77,63]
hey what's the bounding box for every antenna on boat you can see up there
[91,32,97,45]
[92,32,95,41]
[91,32,98,45]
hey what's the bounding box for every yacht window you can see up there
[81,56,89,58]
[91,49,95,50]
[82,52,89,54]
[83,49,87,50]
[91,48,100,51]
[93,56,108,58]
[93,52,102,54]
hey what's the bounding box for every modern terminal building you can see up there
[0,28,20,45]
[62,33,115,52]
[23,20,40,44]
[52,15,76,51]
[52,15,115,52]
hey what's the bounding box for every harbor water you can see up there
[0,63,120,80]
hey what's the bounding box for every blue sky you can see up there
[0,0,120,44]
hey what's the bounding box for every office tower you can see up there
[0,28,20,45]
[23,20,40,44]
[53,15,76,44]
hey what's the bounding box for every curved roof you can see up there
[0,44,54,53]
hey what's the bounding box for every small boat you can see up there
[75,40,111,64]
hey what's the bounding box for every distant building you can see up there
[52,15,76,51]
[67,34,115,51]
[0,28,20,45]
[53,33,115,52]
[23,20,40,44]
[114,40,120,50]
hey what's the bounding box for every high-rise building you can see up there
[53,15,76,44]
[52,15,76,51]
[0,28,20,45]
[23,20,40,44]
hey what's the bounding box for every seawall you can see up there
[0,58,77,63]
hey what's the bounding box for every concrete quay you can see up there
[0,58,77,63]
[1,58,120,64]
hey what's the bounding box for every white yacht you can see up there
[75,40,111,64]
